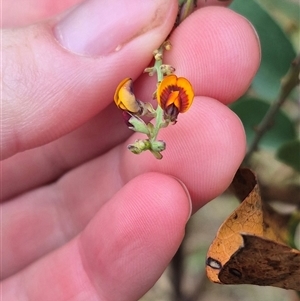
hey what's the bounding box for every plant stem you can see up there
[151,45,166,142]
[244,54,300,165]
[150,1,197,144]
[170,243,185,301]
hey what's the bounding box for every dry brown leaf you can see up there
[229,167,256,201]
[206,168,300,290]
[218,234,300,290]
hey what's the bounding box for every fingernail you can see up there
[174,177,192,222]
[54,0,164,56]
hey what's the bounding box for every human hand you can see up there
[2,0,260,300]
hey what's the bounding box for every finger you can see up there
[121,97,246,205]
[2,104,130,201]
[2,6,259,200]
[2,96,244,277]
[2,0,177,160]
[2,0,82,28]
[196,0,233,8]
[2,173,191,301]
[173,6,260,103]
[136,6,261,104]
[1,0,231,30]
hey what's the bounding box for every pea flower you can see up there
[113,39,195,159]
[157,75,194,123]
[114,78,144,114]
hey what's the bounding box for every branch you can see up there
[244,54,300,165]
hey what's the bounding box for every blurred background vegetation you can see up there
[141,0,300,300]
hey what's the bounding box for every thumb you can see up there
[2,0,177,160]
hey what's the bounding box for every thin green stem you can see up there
[126,0,197,159]
[147,1,197,146]
[154,52,164,82]
[151,45,166,142]
[152,107,163,141]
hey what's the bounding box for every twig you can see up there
[170,242,185,301]
[244,54,300,165]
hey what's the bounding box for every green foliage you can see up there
[229,0,299,175]
[230,97,297,149]
[230,0,296,101]
[276,140,300,172]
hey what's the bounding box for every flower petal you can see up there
[157,75,194,114]
[114,78,141,113]
[177,77,194,113]
[157,75,177,110]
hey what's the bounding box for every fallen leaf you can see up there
[229,168,294,241]
[218,234,300,290]
[206,168,300,290]
[229,167,256,201]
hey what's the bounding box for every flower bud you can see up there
[144,67,156,76]
[160,64,176,76]
[128,139,151,154]
[151,140,166,152]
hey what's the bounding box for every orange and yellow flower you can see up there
[157,75,194,122]
[114,78,143,114]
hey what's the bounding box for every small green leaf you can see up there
[230,0,296,100]
[276,140,300,172]
[230,97,296,149]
